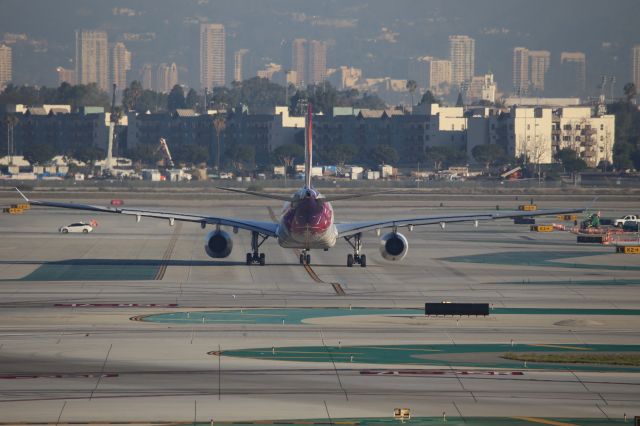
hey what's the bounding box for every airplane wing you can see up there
[15,188,279,237]
[336,206,584,238]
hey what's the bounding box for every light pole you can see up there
[213,116,226,171]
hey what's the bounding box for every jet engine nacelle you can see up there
[204,230,233,258]
[379,231,409,261]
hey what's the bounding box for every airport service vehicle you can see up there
[59,222,93,234]
[16,105,584,268]
[622,221,640,233]
[615,215,639,227]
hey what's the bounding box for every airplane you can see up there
[15,104,585,268]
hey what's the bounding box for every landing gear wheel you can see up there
[62,229,68,234]
[347,254,354,267]
[247,231,269,266]
[360,254,367,267]
[82,229,89,234]
[299,254,304,264]
[306,254,311,265]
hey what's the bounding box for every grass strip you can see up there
[503,352,640,366]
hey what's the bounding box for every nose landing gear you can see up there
[299,250,311,265]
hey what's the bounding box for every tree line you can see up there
[0,77,389,116]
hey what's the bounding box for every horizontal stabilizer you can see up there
[321,190,397,203]
[216,187,292,202]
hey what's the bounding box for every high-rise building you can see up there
[632,45,640,91]
[0,44,12,89]
[512,47,529,96]
[332,66,362,90]
[56,66,76,85]
[140,64,153,90]
[291,38,306,87]
[410,56,452,96]
[466,73,496,104]
[560,52,586,97]
[427,58,452,96]
[234,49,249,82]
[307,40,327,85]
[110,42,131,92]
[529,50,550,93]
[75,30,109,92]
[156,62,179,93]
[200,23,225,89]
[449,35,475,86]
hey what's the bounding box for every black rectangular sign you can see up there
[425,303,490,316]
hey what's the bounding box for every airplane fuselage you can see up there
[277,188,337,249]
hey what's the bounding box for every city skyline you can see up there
[0,1,638,104]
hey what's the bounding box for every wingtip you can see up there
[14,187,29,202]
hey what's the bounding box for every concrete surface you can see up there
[0,190,638,424]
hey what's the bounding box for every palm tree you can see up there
[213,116,226,170]
[406,80,417,109]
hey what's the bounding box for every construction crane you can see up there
[105,83,117,174]
[157,138,175,169]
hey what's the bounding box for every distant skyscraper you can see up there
[110,42,131,92]
[466,73,496,104]
[449,35,475,86]
[0,44,12,89]
[512,47,529,95]
[156,62,178,93]
[140,63,153,90]
[333,66,362,90]
[529,50,550,93]
[307,40,327,85]
[633,45,640,91]
[56,66,76,85]
[200,23,225,89]
[560,52,586,96]
[408,56,451,95]
[75,30,109,92]
[291,38,306,87]
[234,49,249,82]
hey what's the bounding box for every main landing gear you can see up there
[344,233,366,268]
[299,250,311,265]
[246,231,268,266]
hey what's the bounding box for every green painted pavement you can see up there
[19,260,159,281]
[441,250,640,271]
[220,343,640,372]
[193,418,627,426]
[140,307,640,325]
[142,308,422,324]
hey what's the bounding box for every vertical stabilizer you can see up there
[304,103,313,189]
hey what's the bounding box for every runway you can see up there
[0,190,638,424]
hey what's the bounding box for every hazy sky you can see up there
[2,0,639,96]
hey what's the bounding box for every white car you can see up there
[59,222,93,234]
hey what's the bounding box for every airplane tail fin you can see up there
[304,103,313,189]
